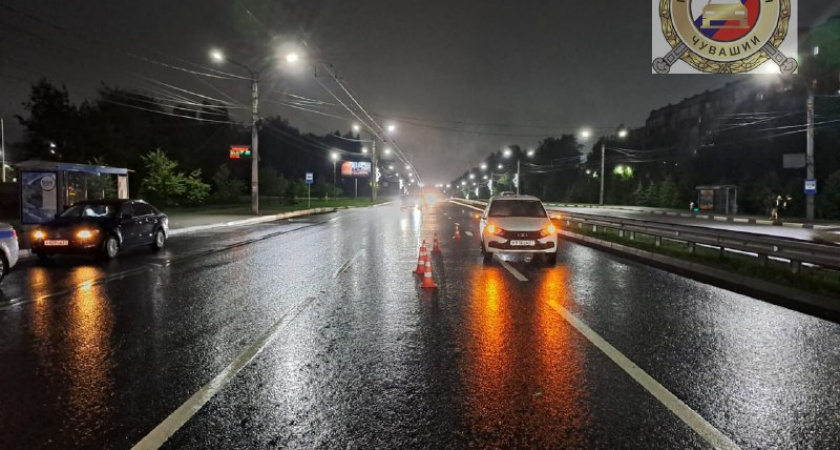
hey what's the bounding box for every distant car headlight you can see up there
[540,224,557,237]
[76,229,97,239]
[32,230,45,240]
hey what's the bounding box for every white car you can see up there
[479,194,559,264]
[0,222,19,283]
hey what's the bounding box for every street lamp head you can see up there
[210,49,225,63]
[527,149,535,157]
[361,147,368,154]
[497,164,503,170]
[503,148,512,158]
[580,129,592,140]
[352,124,361,132]
[480,163,487,170]
[388,165,394,170]
[331,152,340,161]
[384,148,392,155]
[49,142,57,149]
[483,175,488,180]
[387,123,397,133]
[285,52,300,64]
[469,173,475,179]
[405,164,411,170]
[618,129,628,139]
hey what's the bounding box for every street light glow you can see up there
[469,173,475,179]
[387,123,397,133]
[580,129,592,139]
[497,164,503,170]
[361,147,368,154]
[353,124,361,132]
[331,152,340,161]
[388,165,394,170]
[480,163,487,170]
[527,149,535,157]
[384,148,392,155]
[503,148,512,158]
[618,129,628,138]
[210,49,224,62]
[285,52,300,64]
[483,175,488,180]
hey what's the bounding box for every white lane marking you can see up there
[465,231,474,237]
[546,300,742,450]
[130,297,316,450]
[497,257,529,282]
[332,249,364,279]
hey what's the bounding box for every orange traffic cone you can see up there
[453,224,461,241]
[419,258,437,289]
[414,241,429,275]
[432,234,441,253]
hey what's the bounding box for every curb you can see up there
[560,230,840,318]
[168,207,337,237]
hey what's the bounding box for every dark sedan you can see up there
[30,199,169,260]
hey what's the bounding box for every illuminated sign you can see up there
[229,146,251,159]
[340,161,372,178]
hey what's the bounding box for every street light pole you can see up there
[806,83,816,221]
[1,118,5,183]
[599,143,606,205]
[250,76,260,215]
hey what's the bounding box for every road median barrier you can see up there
[168,207,337,237]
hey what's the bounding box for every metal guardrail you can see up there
[449,199,840,273]
[556,211,840,274]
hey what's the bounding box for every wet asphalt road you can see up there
[1,202,839,450]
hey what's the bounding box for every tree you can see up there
[643,181,658,207]
[17,79,80,160]
[259,166,288,204]
[821,170,840,219]
[658,177,681,209]
[633,181,648,206]
[140,149,210,206]
[212,164,247,203]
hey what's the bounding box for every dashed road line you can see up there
[332,249,364,279]
[546,300,742,450]
[497,257,529,282]
[129,296,317,450]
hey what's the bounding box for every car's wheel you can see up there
[102,235,120,260]
[151,229,166,251]
[545,251,557,266]
[0,254,8,284]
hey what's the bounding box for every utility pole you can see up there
[1,118,5,183]
[599,143,606,205]
[806,82,816,221]
[371,137,378,202]
[250,76,260,216]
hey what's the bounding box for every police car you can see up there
[0,222,19,283]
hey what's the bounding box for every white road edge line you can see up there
[130,297,316,450]
[497,257,529,282]
[546,300,742,450]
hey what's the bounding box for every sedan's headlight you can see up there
[32,230,45,240]
[76,229,98,239]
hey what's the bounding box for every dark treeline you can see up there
[13,79,369,204]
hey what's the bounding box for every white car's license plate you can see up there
[510,240,535,246]
[44,240,69,246]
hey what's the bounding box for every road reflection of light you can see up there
[29,266,116,433]
[462,265,589,446]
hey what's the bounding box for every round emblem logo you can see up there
[654,0,795,74]
[40,175,56,191]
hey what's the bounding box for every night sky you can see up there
[1,0,837,183]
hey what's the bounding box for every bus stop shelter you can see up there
[16,160,130,225]
[695,184,738,215]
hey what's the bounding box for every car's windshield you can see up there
[488,200,546,218]
[60,204,117,218]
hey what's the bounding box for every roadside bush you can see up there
[212,164,246,203]
[140,149,210,207]
[821,170,840,219]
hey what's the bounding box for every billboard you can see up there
[21,171,58,225]
[229,146,251,159]
[340,161,372,178]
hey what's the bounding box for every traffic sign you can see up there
[305,172,314,185]
[805,179,817,195]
